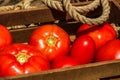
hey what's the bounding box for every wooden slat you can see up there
[10,21,80,43]
[0,7,68,26]
[0,60,120,80]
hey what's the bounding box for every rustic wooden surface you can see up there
[0,0,120,80]
[0,0,119,26]
[8,0,120,43]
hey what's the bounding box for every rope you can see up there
[41,0,100,13]
[110,23,120,38]
[0,0,110,25]
[0,5,14,11]
[62,0,110,25]
[0,0,35,11]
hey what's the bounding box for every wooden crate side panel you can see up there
[0,7,68,26]
[10,22,80,43]
[0,60,120,80]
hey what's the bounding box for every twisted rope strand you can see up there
[14,0,35,10]
[41,0,63,11]
[0,0,35,12]
[0,0,110,25]
[63,0,110,25]
[22,0,35,9]
[41,0,100,13]
[0,5,14,11]
[72,0,100,13]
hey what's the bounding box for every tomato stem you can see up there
[46,36,56,46]
[16,52,30,65]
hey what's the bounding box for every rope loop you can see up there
[62,0,110,25]
[42,0,110,25]
[0,0,111,25]
[41,0,101,13]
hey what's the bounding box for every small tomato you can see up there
[51,56,79,69]
[70,35,96,64]
[0,25,12,49]
[95,39,120,62]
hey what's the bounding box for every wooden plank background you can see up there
[0,0,119,26]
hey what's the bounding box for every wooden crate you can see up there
[0,0,120,80]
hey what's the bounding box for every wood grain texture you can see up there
[0,60,120,80]
[0,0,119,26]
[0,0,120,80]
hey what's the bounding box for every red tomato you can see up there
[76,23,117,50]
[29,24,70,61]
[0,43,50,77]
[0,25,12,49]
[51,56,79,69]
[70,35,96,64]
[95,39,120,62]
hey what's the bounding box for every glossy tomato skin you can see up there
[95,39,120,62]
[0,25,12,49]
[51,56,79,69]
[29,24,70,61]
[70,35,96,64]
[76,23,117,50]
[0,43,50,77]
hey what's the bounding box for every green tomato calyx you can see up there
[46,36,56,46]
[16,52,30,65]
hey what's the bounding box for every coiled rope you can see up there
[0,0,110,25]
[62,0,110,25]
[41,0,100,13]
[41,0,110,25]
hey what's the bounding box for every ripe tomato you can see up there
[51,56,79,69]
[70,35,96,64]
[0,25,12,49]
[95,39,120,62]
[76,23,117,50]
[0,43,50,77]
[29,24,70,61]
